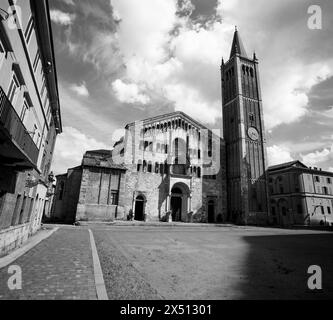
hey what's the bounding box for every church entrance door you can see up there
[171,196,182,222]
[134,195,145,221]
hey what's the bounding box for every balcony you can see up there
[0,87,39,171]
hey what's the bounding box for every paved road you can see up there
[92,225,333,300]
[0,224,332,300]
[0,228,96,300]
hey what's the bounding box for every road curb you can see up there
[88,229,108,300]
[0,227,59,269]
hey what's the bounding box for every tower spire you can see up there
[229,28,248,59]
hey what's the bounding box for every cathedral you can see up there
[51,29,270,226]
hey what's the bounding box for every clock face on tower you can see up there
[248,127,259,141]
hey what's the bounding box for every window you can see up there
[197,167,201,178]
[165,144,168,154]
[58,182,64,200]
[155,162,159,174]
[327,207,331,214]
[249,112,255,123]
[0,39,5,65]
[41,78,46,97]
[11,194,22,226]
[315,176,320,182]
[321,206,325,215]
[198,149,201,159]
[279,186,284,194]
[110,191,119,205]
[33,50,40,72]
[322,187,328,195]
[147,162,152,173]
[327,177,332,184]
[7,73,20,104]
[20,99,29,122]
[25,16,34,44]
[137,160,142,172]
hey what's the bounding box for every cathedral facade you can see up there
[52,30,270,225]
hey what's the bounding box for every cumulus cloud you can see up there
[70,82,89,97]
[52,127,109,174]
[50,9,76,26]
[112,79,150,104]
[267,145,294,166]
[301,144,333,167]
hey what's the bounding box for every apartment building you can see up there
[0,0,62,255]
[268,161,333,227]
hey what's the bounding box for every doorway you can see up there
[134,195,145,221]
[171,196,182,222]
[208,200,215,223]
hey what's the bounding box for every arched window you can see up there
[155,162,159,173]
[143,160,147,172]
[197,167,201,178]
[160,163,164,175]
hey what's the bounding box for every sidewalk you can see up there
[0,227,97,300]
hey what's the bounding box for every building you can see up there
[52,29,269,225]
[221,28,269,225]
[52,112,227,224]
[0,0,62,256]
[268,161,333,227]
[51,150,126,224]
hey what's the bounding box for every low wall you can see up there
[76,204,125,221]
[0,223,31,257]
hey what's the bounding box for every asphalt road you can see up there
[91,225,333,300]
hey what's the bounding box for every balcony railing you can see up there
[0,86,39,167]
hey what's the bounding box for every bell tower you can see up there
[221,28,269,225]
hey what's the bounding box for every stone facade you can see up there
[268,161,333,227]
[52,150,126,223]
[52,112,228,224]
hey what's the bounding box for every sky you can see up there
[49,0,333,174]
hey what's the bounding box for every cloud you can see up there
[70,82,89,97]
[50,9,76,26]
[267,145,294,166]
[52,127,109,174]
[61,0,75,6]
[112,79,150,104]
[301,144,333,167]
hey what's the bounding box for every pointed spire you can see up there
[229,28,248,59]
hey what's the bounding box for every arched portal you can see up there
[134,195,145,221]
[170,183,190,222]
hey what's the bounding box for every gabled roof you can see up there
[268,160,308,171]
[230,29,248,59]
